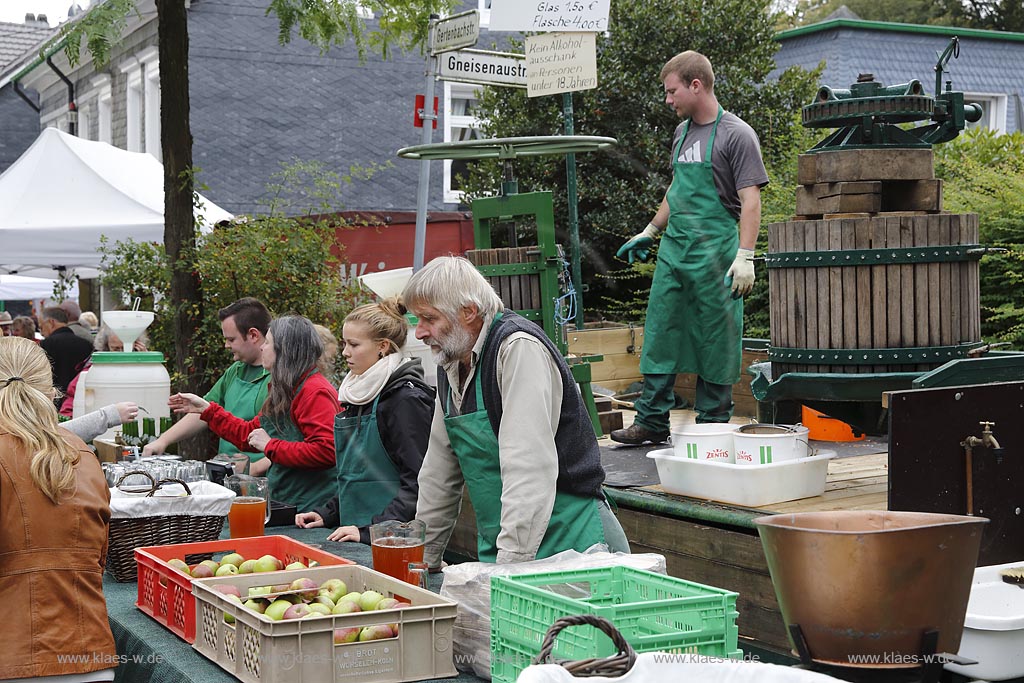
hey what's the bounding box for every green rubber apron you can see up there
[219,364,269,460]
[639,106,743,385]
[260,381,336,512]
[333,393,399,527]
[442,315,606,562]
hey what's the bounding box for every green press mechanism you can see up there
[803,37,983,151]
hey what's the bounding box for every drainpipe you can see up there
[12,80,41,112]
[46,55,76,136]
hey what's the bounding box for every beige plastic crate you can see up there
[192,565,458,683]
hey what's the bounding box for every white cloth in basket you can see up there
[516,653,845,683]
[108,480,235,519]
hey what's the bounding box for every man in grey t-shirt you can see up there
[612,50,768,444]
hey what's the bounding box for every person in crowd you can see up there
[313,323,342,389]
[0,337,117,681]
[611,50,768,444]
[10,316,37,341]
[143,298,272,458]
[0,311,12,336]
[79,310,99,334]
[60,325,149,418]
[39,306,94,398]
[60,300,95,343]
[296,298,434,544]
[402,256,629,566]
[169,315,339,511]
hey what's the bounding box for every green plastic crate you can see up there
[490,565,740,683]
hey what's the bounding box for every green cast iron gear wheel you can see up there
[802,95,935,129]
[397,135,617,160]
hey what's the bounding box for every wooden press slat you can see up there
[899,215,915,349]
[949,214,962,343]
[927,216,941,347]
[939,214,953,346]
[855,216,872,361]
[769,225,780,349]
[817,220,831,353]
[803,223,819,374]
[886,216,903,367]
[913,216,930,369]
[841,219,857,371]
[871,218,888,373]
[792,222,806,353]
[829,219,844,358]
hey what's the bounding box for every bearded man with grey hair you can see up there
[403,256,629,566]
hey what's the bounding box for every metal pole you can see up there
[562,91,583,327]
[413,15,440,272]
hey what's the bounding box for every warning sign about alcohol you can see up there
[525,32,598,98]
[490,0,610,32]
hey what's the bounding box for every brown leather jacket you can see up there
[0,429,117,678]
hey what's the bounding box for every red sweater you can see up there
[201,371,339,469]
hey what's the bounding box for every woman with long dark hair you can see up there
[170,314,338,511]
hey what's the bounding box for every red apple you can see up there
[334,627,360,644]
[282,603,311,620]
[331,599,361,615]
[214,584,242,599]
[358,624,394,641]
[289,577,319,602]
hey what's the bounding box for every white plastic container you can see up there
[945,561,1024,681]
[359,266,413,299]
[671,423,741,463]
[404,326,438,387]
[101,310,155,352]
[647,448,837,507]
[732,424,810,466]
[71,368,89,419]
[81,351,171,441]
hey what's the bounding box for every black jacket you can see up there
[314,358,434,544]
[40,327,94,395]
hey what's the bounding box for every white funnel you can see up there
[358,267,412,299]
[102,310,155,352]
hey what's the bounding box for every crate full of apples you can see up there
[192,565,458,683]
[135,535,353,643]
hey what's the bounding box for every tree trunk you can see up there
[157,0,209,458]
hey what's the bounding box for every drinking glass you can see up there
[370,520,426,584]
[225,474,271,538]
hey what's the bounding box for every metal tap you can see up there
[960,421,1005,516]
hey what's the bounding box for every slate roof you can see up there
[772,19,1024,132]
[0,21,53,71]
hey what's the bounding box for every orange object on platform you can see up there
[802,405,866,442]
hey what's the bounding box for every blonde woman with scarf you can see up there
[295,297,434,544]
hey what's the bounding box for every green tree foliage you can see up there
[98,161,371,390]
[461,0,819,330]
[935,128,1024,348]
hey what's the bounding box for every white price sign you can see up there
[490,0,610,33]
[525,32,598,98]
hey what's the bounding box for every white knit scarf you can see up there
[337,353,406,405]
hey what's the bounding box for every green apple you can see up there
[318,579,348,603]
[215,564,239,577]
[243,599,266,614]
[358,624,393,641]
[340,591,362,604]
[282,603,311,620]
[331,599,361,615]
[358,590,384,612]
[306,603,332,616]
[289,577,319,602]
[254,555,283,573]
[167,558,191,576]
[334,627,360,644]
[314,594,336,610]
[248,585,273,597]
[223,593,243,624]
[199,560,220,573]
[264,599,293,621]
[375,597,401,611]
[284,561,306,571]
[220,553,245,568]
[237,559,258,574]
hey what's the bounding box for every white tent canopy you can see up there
[0,127,232,279]
[0,274,78,301]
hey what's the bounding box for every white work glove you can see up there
[726,248,755,297]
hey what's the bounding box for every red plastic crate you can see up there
[135,535,354,643]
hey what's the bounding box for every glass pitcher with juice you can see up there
[370,519,426,584]
[225,474,271,538]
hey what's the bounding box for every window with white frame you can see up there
[443,81,485,204]
[97,81,112,144]
[138,47,161,157]
[478,0,491,27]
[120,56,143,151]
[77,100,92,140]
[964,92,1007,134]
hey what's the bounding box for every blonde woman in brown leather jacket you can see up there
[0,337,117,681]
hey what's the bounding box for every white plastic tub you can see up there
[647,448,836,507]
[733,424,810,466]
[359,266,412,299]
[945,561,1024,680]
[671,423,741,463]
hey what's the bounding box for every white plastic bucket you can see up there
[82,351,171,441]
[732,424,810,466]
[671,423,740,463]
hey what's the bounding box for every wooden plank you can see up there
[968,214,981,340]
[913,216,930,368]
[809,148,934,183]
[797,153,817,185]
[871,217,888,373]
[817,221,831,355]
[814,181,883,198]
[803,223,819,374]
[796,186,880,215]
[855,217,872,359]
[939,214,953,346]
[842,219,857,368]
[949,215,962,343]
[927,216,942,347]
[829,220,844,358]
[880,178,943,213]
[792,220,806,354]
[768,224,780,351]
[900,215,916,348]
[568,327,642,357]
[886,216,902,365]
[587,353,642,383]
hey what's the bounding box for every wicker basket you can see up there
[532,615,638,678]
[106,471,227,582]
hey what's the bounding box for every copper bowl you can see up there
[755,510,987,668]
